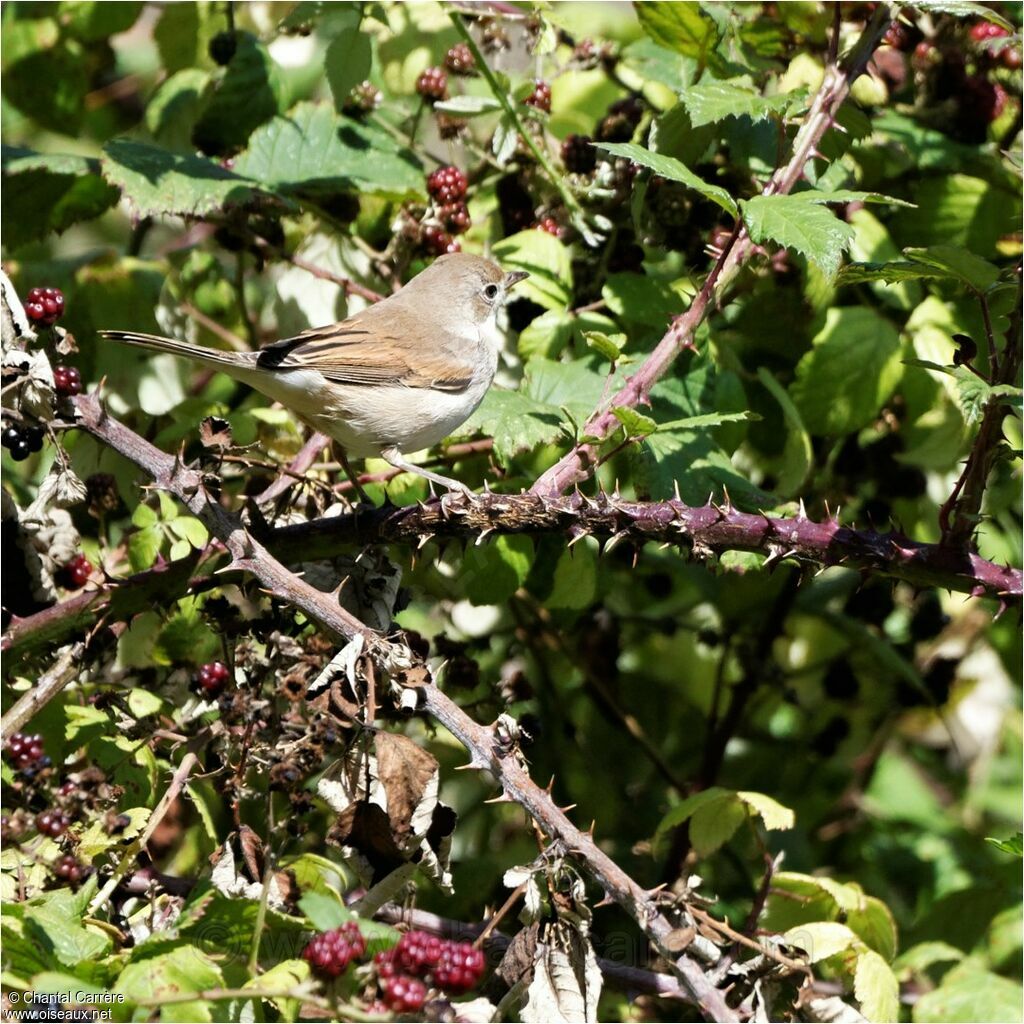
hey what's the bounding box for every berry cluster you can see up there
[344,80,382,117]
[970,20,1021,68]
[422,225,461,256]
[53,365,82,397]
[36,809,72,838]
[415,66,448,103]
[426,165,468,204]
[2,425,44,462]
[195,661,231,696]
[381,975,428,1012]
[303,922,367,978]
[54,854,85,882]
[24,286,64,327]
[375,930,486,1000]
[445,42,475,75]
[523,79,552,113]
[6,733,49,772]
[561,134,597,174]
[63,554,93,590]
[536,216,561,237]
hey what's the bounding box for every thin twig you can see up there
[0,643,85,738]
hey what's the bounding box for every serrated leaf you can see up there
[986,833,1024,856]
[546,541,599,612]
[101,139,260,218]
[126,689,163,719]
[298,891,349,932]
[463,536,534,606]
[902,245,1000,293]
[655,787,794,856]
[114,944,223,1022]
[611,406,658,437]
[784,921,861,963]
[908,1,1013,31]
[457,389,566,464]
[492,229,573,310]
[839,261,947,285]
[682,80,791,127]
[789,307,902,435]
[595,141,737,216]
[582,329,626,362]
[232,101,423,198]
[127,526,162,572]
[655,411,756,431]
[912,964,1024,1023]
[792,188,914,208]
[492,113,519,166]
[741,194,855,277]
[634,2,720,61]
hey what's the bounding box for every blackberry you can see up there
[536,216,561,238]
[303,922,367,978]
[445,42,476,75]
[395,931,444,976]
[86,472,120,514]
[24,287,64,327]
[6,732,47,771]
[561,134,597,174]
[822,661,859,700]
[63,554,93,590]
[597,96,644,143]
[416,66,448,104]
[496,174,535,234]
[573,38,600,68]
[439,201,471,234]
[209,30,237,66]
[2,424,40,461]
[426,165,468,203]
[54,854,84,882]
[382,975,427,1012]
[195,661,231,696]
[36,809,72,838]
[53,365,82,397]
[480,18,509,53]
[343,80,381,117]
[433,941,486,994]
[422,225,460,255]
[523,80,552,113]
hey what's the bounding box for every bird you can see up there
[100,253,528,494]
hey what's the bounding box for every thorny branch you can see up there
[5,481,1019,657]
[68,393,739,1022]
[531,5,896,496]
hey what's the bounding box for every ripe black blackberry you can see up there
[416,66,448,103]
[2,424,43,462]
[36,809,72,837]
[54,854,84,882]
[561,134,597,174]
[303,922,366,978]
[24,286,64,327]
[597,95,644,142]
[209,30,237,65]
[6,733,48,771]
[53,365,82,397]
[426,165,468,203]
[86,473,120,515]
[523,80,552,112]
[445,42,476,75]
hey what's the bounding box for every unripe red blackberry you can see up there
[25,287,64,327]
[63,554,93,590]
[53,365,82,397]
[970,21,1010,42]
[445,41,476,75]
[343,80,382,117]
[303,922,366,978]
[36,809,72,838]
[421,225,459,255]
[883,21,911,50]
[426,165,468,203]
[912,40,938,69]
[433,940,486,994]
[195,661,230,696]
[6,732,47,771]
[382,974,427,1012]
[439,202,471,235]
[416,66,448,104]
[523,79,552,112]
[536,216,561,237]
[561,134,597,174]
[394,930,444,976]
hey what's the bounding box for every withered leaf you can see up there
[496,920,541,988]
[329,801,406,879]
[375,732,439,840]
[199,415,233,450]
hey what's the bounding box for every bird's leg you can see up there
[334,443,372,505]
[380,446,473,496]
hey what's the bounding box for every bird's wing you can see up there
[256,305,477,392]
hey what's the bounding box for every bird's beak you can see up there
[504,270,529,289]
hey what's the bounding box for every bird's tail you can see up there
[99,330,253,372]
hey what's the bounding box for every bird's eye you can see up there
[483,283,500,301]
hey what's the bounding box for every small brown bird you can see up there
[101,253,528,492]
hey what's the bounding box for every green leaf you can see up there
[908,1,1013,31]
[791,188,914,209]
[192,33,283,154]
[434,95,503,116]
[789,307,902,435]
[128,526,162,572]
[61,1,144,41]
[492,229,573,310]
[847,896,899,962]
[757,368,812,498]
[126,689,163,719]
[855,950,900,1024]
[581,329,626,363]
[741,194,856,278]
[458,388,566,464]
[655,411,756,431]
[634,2,720,61]
[682,80,791,127]
[114,944,224,1022]
[463,536,535,606]
[612,407,658,437]
[595,142,738,217]
[894,941,964,976]
[655,787,794,856]
[621,38,697,92]
[23,900,111,968]
[986,833,1024,856]
[146,69,212,153]
[2,44,88,134]
[232,101,423,198]
[101,139,260,218]
[1,148,119,250]
[546,541,599,612]
[784,921,861,963]
[602,273,691,327]
[168,516,209,548]
[901,245,1001,293]
[839,262,948,285]
[298,890,349,932]
[912,964,1024,1023]
[325,28,373,113]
